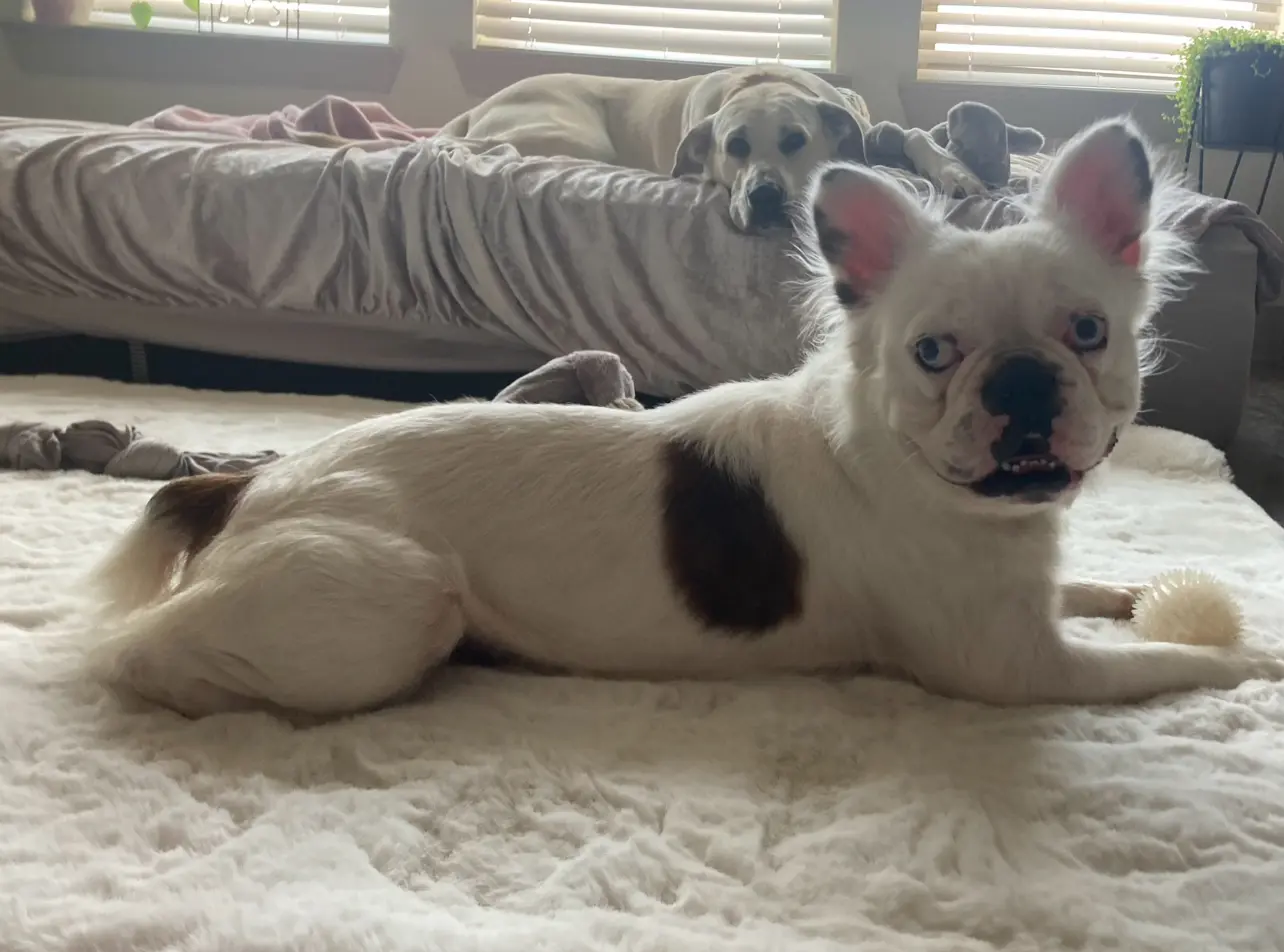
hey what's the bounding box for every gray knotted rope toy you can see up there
[1,350,641,481]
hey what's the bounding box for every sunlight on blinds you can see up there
[474,0,837,70]
[918,1,1282,90]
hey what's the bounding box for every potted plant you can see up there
[1171,26,1284,152]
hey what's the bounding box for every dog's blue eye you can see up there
[913,335,959,373]
[727,137,751,160]
[1067,314,1108,352]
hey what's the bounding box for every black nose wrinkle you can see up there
[981,355,1063,443]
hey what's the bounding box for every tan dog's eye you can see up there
[726,137,751,160]
[780,131,808,155]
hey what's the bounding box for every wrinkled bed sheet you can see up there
[0,117,1280,397]
[133,96,438,147]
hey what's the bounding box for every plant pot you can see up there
[1199,48,1284,151]
[25,0,95,25]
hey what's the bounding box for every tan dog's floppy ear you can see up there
[671,118,715,177]
[816,102,866,165]
[834,87,871,127]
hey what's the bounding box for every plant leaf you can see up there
[130,1,153,28]
[183,0,200,13]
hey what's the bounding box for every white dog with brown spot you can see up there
[83,118,1284,720]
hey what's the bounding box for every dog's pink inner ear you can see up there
[831,188,909,292]
[1051,147,1145,267]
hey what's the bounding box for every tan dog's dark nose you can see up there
[747,182,787,227]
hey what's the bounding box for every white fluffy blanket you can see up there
[3,375,1284,952]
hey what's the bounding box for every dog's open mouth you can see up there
[971,452,1079,500]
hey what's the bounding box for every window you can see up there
[473,0,836,70]
[90,1,391,44]
[918,1,1282,91]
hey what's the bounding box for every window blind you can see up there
[473,0,836,70]
[918,1,1283,91]
[91,1,391,44]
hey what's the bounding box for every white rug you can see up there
[3,375,1284,952]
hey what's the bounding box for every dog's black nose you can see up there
[748,182,786,223]
[981,354,1062,441]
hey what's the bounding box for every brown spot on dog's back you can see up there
[660,440,803,635]
[145,471,254,560]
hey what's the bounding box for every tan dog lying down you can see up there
[440,65,980,231]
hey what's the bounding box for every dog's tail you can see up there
[89,472,254,618]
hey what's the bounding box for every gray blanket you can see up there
[0,119,1279,399]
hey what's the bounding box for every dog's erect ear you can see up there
[671,118,715,177]
[808,164,926,305]
[816,101,867,164]
[1007,124,1045,155]
[1037,118,1153,268]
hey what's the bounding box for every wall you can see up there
[0,0,1280,337]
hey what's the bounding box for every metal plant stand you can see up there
[1184,79,1284,214]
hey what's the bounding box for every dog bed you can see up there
[3,375,1284,951]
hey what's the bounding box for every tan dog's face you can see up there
[672,88,865,233]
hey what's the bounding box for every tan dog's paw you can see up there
[609,397,645,411]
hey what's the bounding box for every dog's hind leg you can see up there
[87,518,465,718]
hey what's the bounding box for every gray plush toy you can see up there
[1,350,642,482]
[865,101,1045,189]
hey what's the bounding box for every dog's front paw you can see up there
[1232,648,1284,684]
[1198,647,1284,691]
[932,160,986,198]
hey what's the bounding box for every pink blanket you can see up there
[132,95,438,149]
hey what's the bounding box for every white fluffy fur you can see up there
[83,118,1284,719]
